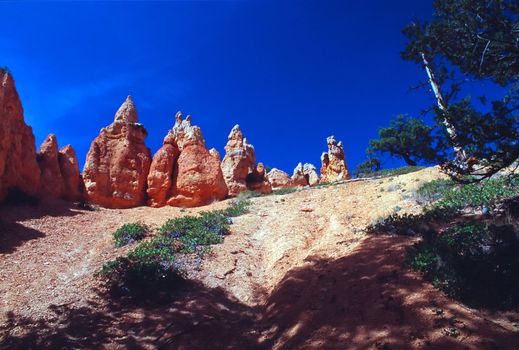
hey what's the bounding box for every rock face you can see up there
[147,112,227,207]
[37,134,65,198]
[146,142,179,207]
[58,145,83,201]
[246,162,272,194]
[83,96,151,208]
[221,124,272,195]
[320,136,351,183]
[292,163,309,187]
[267,168,295,189]
[303,163,320,186]
[209,148,221,161]
[291,163,319,187]
[221,125,256,196]
[0,71,40,201]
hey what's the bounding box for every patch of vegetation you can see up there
[76,201,100,211]
[159,211,229,253]
[98,199,251,299]
[98,239,184,300]
[370,175,519,309]
[377,166,425,178]
[221,198,251,217]
[356,166,425,179]
[415,175,519,209]
[406,222,519,308]
[272,187,298,196]
[237,190,263,199]
[113,222,149,247]
[414,179,456,203]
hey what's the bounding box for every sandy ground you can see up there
[1,167,518,349]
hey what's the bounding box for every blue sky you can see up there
[0,1,467,173]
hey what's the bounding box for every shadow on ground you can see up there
[1,236,518,349]
[0,200,86,254]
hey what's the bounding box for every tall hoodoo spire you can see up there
[114,95,138,123]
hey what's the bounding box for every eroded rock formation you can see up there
[0,71,41,201]
[221,124,272,195]
[246,162,272,194]
[291,163,320,187]
[37,134,65,198]
[292,163,309,187]
[83,96,151,208]
[221,125,256,196]
[320,136,351,183]
[58,145,83,201]
[267,168,295,189]
[147,112,227,207]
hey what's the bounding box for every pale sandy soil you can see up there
[1,167,518,349]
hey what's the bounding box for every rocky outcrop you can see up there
[246,162,272,194]
[83,96,151,208]
[303,163,320,186]
[147,112,227,207]
[221,125,256,196]
[221,124,272,195]
[292,163,309,187]
[37,134,65,198]
[267,168,295,189]
[320,136,351,183]
[146,142,179,207]
[58,145,83,201]
[0,71,41,201]
[291,163,319,187]
[209,148,221,161]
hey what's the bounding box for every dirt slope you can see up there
[1,167,518,349]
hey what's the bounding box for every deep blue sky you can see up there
[1,1,450,173]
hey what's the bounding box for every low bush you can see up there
[221,198,251,217]
[357,166,424,179]
[113,222,149,247]
[406,222,519,308]
[159,211,229,253]
[415,175,519,209]
[372,176,519,309]
[99,199,250,299]
[98,239,184,299]
[272,187,298,196]
[237,190,263,199]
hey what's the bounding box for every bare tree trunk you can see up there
[421,52,467,162]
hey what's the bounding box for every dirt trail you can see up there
[1,167,518,349]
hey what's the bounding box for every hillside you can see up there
[1,167,518,349]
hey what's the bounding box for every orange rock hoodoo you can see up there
[147,112,228,208]
[221,124,272,196]
[320,136,351,183]
[0,71,41,201]
[82,96,152,208]
[0,69,352,209]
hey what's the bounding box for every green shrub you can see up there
[377,166,425,177]
[98,239,184,299]
[221,198,251,217]
[237,190,263,199]
[99,199,250,299]
[415,175,519,210]
[437,176,519,210]
[272,187,298,195]
[159,211,228,253]
[415,178,456,203]
[113,222,149,247]
[406,222,519,308]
